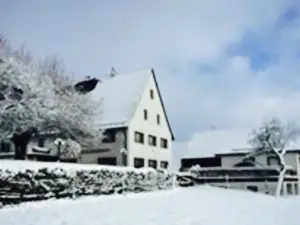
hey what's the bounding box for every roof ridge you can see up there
[99,68,153,80]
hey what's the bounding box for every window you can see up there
[267,156,280,166]
[157,114,160,125]
[150,89,154,99]
[246,185,258,192]
[143,109,148,120]
[134,132,144,144]
[37,138,45,147]
[287,183,293,195]
[160,138,168,148]
[102,130,115,143]
[148,135,157,146]
[134,158,145,168]
[294,183,298,195]
[148,159,157,169]
[98,157,117,165]
[0,142,10,153]
[160,161,169,169]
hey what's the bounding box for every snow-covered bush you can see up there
[0,161,173,206]
[189,164,201,177]
[54,138,82,160]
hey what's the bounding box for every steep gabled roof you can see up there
[90,69,175,140]
[151,69,175,140]
[91,69,150,128]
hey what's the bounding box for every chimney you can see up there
[110,67,117,77]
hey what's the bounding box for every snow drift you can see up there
[0,186,299,225]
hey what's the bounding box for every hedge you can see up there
[0,161,174,206]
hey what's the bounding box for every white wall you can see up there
[127,73,172,169]
[221,155,248,167]
[284,152,299,170]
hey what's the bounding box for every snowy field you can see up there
[1,186,299,225]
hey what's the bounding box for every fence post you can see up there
[172,172,177,188]
[225,174,229,188]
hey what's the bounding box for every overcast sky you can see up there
[2,0,300,167]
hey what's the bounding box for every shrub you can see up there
[0,162,173,206]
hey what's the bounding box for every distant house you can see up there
[26,130,80,163]
[25,69,174,169]
[180,149,300,196]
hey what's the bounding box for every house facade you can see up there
[79,127,128,165]
[82,68,174,169]
[22,68,174,169]
[126,70,173,169]
[180,149,300,196]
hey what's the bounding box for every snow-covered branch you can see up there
[247,117,299,196]
[0,38,103,159]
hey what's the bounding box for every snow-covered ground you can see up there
[1,186,298,225]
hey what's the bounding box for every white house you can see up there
[181,150,300,196]
[84,68,175,169]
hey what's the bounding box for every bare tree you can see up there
[248,117,299,196]
[0,37,103,159]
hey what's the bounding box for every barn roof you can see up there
[183,128,300,158]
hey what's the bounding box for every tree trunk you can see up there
[273,149,287,197]
[14,143,28,160]
[11,127,37,160]
[172,173,177,188]
[275,165,287,197]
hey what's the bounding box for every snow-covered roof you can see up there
[90,68,175,140]
[182,128,300,158]
[91,69,151,128]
